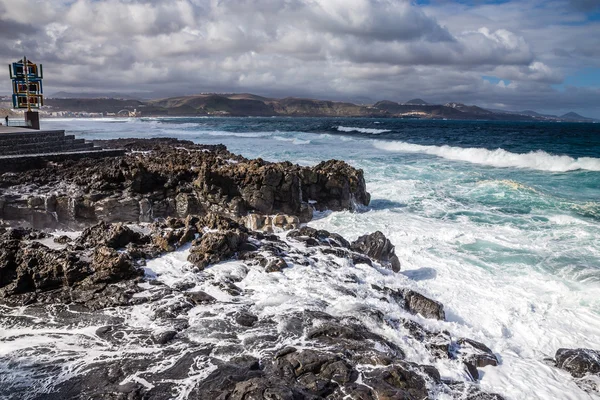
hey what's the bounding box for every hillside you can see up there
[41,93,598,121]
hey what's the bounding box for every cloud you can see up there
[0,0,598,116]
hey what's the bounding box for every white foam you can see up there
[373,140,600,172]
[336,126,391,134]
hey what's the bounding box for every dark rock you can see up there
[77,221,148,249]
[350,231,401,272]
[456,338,499,380]
[264,257,288,272]
[287,226,351,248]
[53,235,72,244]
[235,311,259,327]
[555,348,600,378]
[152,330,177,345]
[187,230,247,269]
[362,362,429,399]
[301,159,370,212]
[0,139,370,230]
[185,291,217,305]
[403,289,445,320]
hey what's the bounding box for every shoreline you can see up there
[0,138,597,399]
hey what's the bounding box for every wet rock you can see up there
[245,213,300,232]
[0,139,369,230]
[187,230,248,269]
[264,256,288,273]
[362,362,429,399]
[456,338,499,380]
[403,289,445,320]
[287,226,351,248]
[401,319,451,359]
[152,330,177,345]
[555,348,600,378]
[185,291,217,305]
[76,221,148,249]
[301,159,370,212]
[350,231,401,272]
[53,235,72,244]
[235,311,259,327]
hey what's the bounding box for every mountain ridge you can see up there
[41,93,598,122]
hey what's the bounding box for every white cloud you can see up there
[0,0,598,116]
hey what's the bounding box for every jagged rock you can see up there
[245,213,300,232]
[287,226,351,248]
[362,362,429,399]
[0,139,369,229]
[264,256,288,273]
[89,246,140,284]
[185,291,217,305]
[350,231,401,272]
[379,286,445,321]
[235,311,259,327]
[301,159,370,212]
[403,289,445,320]
[187,230,248,269]
[53,235,72,244]
[401,319,451,358]
[152,330,178,345]
[555,348,600,378]
[456,338,499,380]
[76,221,147,249]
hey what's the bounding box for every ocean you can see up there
[40,117,600,399]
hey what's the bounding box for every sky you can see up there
[1,0,599,117]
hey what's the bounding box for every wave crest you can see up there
[373,140,600,172]
[336,126,391,134]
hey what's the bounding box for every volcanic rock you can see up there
[456,338,499,380]
[403,289,445,320]
[187,230,248,269]
[351,231,401,272]
[555,348,600,378]
[0,139,370,230]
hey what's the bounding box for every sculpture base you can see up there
[25,111,40,130]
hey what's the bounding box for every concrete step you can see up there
[0,130,66,141]
[0,149,126,173]
[0,133,74,147]
[0,135,77,153]
[0,140,97,156]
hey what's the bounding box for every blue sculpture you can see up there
[9,57,44,110]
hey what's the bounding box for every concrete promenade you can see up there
[0,126,125,172]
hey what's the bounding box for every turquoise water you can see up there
[44,117,600,399]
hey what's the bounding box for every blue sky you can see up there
[0,0,599,117]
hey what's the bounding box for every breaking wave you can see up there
[373,140,600,172]
[336,126,391,134]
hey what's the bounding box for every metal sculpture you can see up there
[9,57,44,111]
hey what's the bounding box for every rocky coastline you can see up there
[0,139,597,399]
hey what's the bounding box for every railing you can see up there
[2,119,32,128]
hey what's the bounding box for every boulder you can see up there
[456,338,499,380]
[403,290,445,320]
[351,231,401,272]
[77,221,147,249]
[187,230,248,269]
[555,348,600,378]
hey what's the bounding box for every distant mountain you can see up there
[445,103,494,115]
[404,98,429,105]
[560,112,596,122]
[41,92,598,121]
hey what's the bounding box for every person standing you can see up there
[4,116,8,126]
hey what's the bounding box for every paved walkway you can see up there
[0,125,34,134]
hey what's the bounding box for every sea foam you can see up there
[373,140,600,172]
[336,126,391,134]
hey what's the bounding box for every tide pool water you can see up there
[43,117,600,399]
